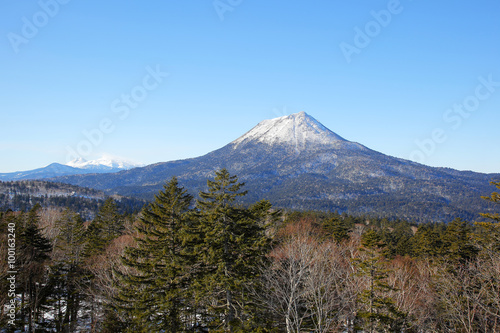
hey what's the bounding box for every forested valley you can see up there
[1,170,499,332]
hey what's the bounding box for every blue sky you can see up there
[1,0,499,173]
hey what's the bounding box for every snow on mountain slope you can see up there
[51,111,500,223]
[66,155,142,171]
[232,111,346,151]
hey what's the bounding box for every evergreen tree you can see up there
[81,198,124,331]
[441,218,478,263]
[476,180,500,252]
[195,169,271,332]
[115,177,195,332]
[373,219,415,258]
[411,223,444,258]
[323,215,351,243]
[17,204,52,332]
[354,229,409,332]
[85,198,124,257]
[50,210,88,333]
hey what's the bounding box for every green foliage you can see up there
[354,229,410,332]
[2,176,500,332]
[49,209,89,332]
[476,180,500,252]
[323,215,351,243]
[85,198,125,257]
[195,169,272,331]
[411,223,445,258]
[16,205,53,331]
[441,218,479,263]
[378,221,414,258]
[115,177,195,332]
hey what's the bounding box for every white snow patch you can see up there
[66,154,142,170]
[232,111,346,151]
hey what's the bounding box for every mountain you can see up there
[0,156,141,181]
[66,155,141,171]
[0,163,87,181]
[51,112,499,223]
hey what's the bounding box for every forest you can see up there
[0,169,499,332]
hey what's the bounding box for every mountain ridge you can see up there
[49,112,499,223]
[0,156,142,181]
[232,111,347,151]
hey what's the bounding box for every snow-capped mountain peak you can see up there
[66,155,142,171]
[232,111,346,150]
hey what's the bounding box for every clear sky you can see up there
[1,0,499,173]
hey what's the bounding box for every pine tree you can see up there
[323,215,351,243]
[114,177,195,332]
[50,209,88,333]
[17,204,52,332]
[354,229,409,332]
[441,218,478,263]
[476,180,500,252]
[195,169,271,332]
[81,198,129,331]
[85,198,124,257]
[411,223,444,258]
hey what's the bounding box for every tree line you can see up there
[0,170,499,332]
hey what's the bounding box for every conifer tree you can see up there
[323,215,351,243]
[50,209,88,333]
[441,218,478,263]
[354,229,409,332]
[195,169,271,332]
[476,180,500,252]
[411,223,444,258]
[85,198,124,257]
[114,177,195,332]
[17,204,52,332]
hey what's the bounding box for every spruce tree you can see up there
[17,204,52,332]
[411,223,444,258]
[195,169,271,332]
[476,180,500,252]
[85,198,124,257]
[323,215,351,243]
[114,177,195,332]
[354,229,409,332]
[441,218,478,263]
[50,209,88,333]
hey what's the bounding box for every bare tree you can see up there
[435,261,491,333]
[257,220,359,333]
[85,234,135,331]
[262,231,315,332]
[305,240,357,333]
[387,257,438,332]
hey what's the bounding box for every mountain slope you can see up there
[52,112,499,222]
[0,156,141,181]
[66,155,141,171]
[0,180,146,219]
[0,163,91,181]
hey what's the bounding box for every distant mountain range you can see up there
[0,156,142,181]
[47,112,499,223]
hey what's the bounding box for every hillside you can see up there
[52,112,499,223]
[0,180,146,219]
